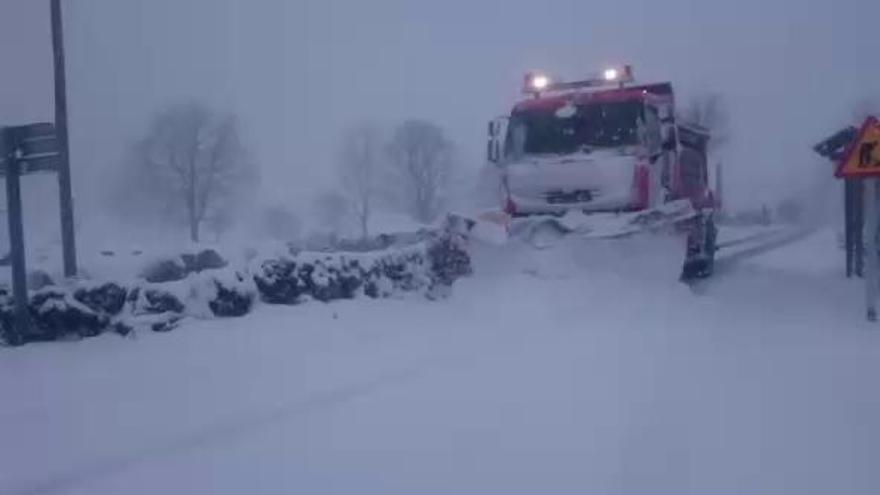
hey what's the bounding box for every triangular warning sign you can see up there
[836,116,880,178]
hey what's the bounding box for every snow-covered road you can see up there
[2,228,879,495]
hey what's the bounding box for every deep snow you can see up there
[2,228,879,495]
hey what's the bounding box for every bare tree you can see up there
[682,92,730,151]
[131,102,256,242]
[338,123,382,239]
[386,120,454,223]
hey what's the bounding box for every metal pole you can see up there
[863,178,879,322]
[51,0,77,277]
[846,180,854,277]
[2,129,31,340]
[855,180,865,277]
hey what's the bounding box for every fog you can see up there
[2,0,880,232]
[5,4,880,489]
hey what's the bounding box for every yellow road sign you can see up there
[837,116,880,178]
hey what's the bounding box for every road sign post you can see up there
[865,179,879,321]
[845,179,865,278]
[0,123,64,343]
[1,128,31,341]
[813,125,861,277]
[835,116,880,322]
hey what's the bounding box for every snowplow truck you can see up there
[472,66,716,280]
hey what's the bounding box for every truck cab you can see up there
[487,69,711,216]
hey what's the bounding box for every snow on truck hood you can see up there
[504,149,637,203]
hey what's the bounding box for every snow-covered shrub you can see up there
[112,313,184,336]
[140,249,228,283]
[1,229,471,346]
[253,255,365,304]
[253,259,307,304]
[181,249,227,273]
[205,271,255,317]
[254,231,471,305]
[296,258,364,302]
[365,249,431,294]
[73,282,128,316]
[427,235,472,287]
[140,258,188,284]
[129,287,186,315]
[28,288,108,340]
[113,285,190,335]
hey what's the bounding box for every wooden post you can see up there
[51,0,78,277]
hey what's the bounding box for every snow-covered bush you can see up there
[254,231,470,305]
[205,271,256,317]
[130,287,187,315]
[0,231,471,346]
[73,282,128,316]
[427,235,473,287]
[181,249,228,273]
[139,259,188,284]
[112,313,183,336]
[28,288,108,340]
[140,248,229,283]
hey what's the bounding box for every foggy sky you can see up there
[3,0,880,220]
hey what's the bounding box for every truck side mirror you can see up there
[487,117,507,164]
[489,120,504,138]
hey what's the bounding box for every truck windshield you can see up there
[506,100,642,156]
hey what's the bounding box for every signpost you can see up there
[51,0,78,278]
[0,123,63,343]
[835,116,880,321]
[815,125,862,277]
[0,2,78,343]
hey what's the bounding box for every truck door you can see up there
[642,101,673,206]
[675,124,710,202]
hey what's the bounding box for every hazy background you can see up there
[2,0,880,244]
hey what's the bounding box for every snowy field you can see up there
[2,228,879,495]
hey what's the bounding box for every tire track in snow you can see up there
[690,226,819,293]
[715,226,819,274]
